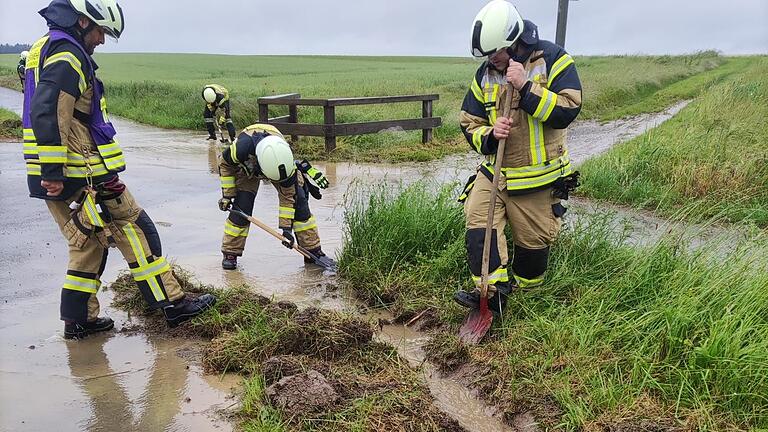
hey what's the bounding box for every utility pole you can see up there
[555,0,570,48]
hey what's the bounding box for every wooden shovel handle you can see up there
[480,85,514,298]
[229,207,314,260]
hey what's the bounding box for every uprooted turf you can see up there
[108,267,465,431]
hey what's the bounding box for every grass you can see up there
[0,107,21,140]
[108,267,463,431]
[0,51,727,161]
[579,56,768,227]
[338,181,768,430]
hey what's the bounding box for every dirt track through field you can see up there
[0,86,693,431]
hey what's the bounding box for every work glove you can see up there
[281,228,294,249]
[218,196,234,211]
[296,160,329,189]
[307,167,329,189]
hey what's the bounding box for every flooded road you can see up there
[0,86,692,431]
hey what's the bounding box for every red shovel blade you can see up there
[458,295,494,344]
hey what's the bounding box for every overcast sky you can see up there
[1,0,766,56]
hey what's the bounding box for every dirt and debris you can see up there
[423,332,470,373]
[266,370,340,413]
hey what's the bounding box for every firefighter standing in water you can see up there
[24,0,217,339]
[217,124,333,270]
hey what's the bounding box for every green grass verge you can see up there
[579,56,768,226]
[339,182,768,430]
[0,107,21,140]
[1,52,727,160]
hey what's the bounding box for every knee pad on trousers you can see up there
[228,191,256,226]
[294,182,311,221]
[512,244,550,280]
[61,269,99,323]
[135,211,162,257]
[466,228,501,277]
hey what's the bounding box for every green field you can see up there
[339,182,768,430]
[1,52,725,161]
[579,56,768,226]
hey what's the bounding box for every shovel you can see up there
[229,207,338,272]
[458,85,514,345]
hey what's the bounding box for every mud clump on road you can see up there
[265,369,340,413]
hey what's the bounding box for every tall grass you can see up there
[0,53,729,160]
[579,56,768,226]
[339,182,768,429]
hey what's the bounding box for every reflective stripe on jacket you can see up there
[23,29,125,200]
[460,39,582,194]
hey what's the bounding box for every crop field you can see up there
[1,51,726,161]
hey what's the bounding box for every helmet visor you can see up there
[102,26,120,41]
[471,21,499,58]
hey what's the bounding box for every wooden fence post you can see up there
[324,105,336,152]
[288,104,298,142]
[258,102,269,123]
[422,99,433,143]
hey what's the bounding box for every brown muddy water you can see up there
[0,87,691,432]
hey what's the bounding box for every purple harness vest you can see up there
[23,30,124,175]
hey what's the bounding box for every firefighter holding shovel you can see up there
[217,124,336,271]
[455,0,583,342]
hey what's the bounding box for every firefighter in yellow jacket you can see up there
[454,0,582,315]
[217,124,333,269]
[202,84,236,142]
[24,0,216,339]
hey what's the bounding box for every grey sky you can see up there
[1,0,766,56]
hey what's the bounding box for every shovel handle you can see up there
[480,85,514,298]
[229,207,316,260]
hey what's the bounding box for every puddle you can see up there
[0,86,698,431]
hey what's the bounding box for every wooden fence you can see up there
[257,93,441,151]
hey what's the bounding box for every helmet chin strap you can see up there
[74,19,98,41]
[507,42,533,63]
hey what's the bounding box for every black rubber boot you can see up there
[222,253,237,270]
[453,284,513,315]
[64,317,115,340]
[164,294,217,328]
[304,247,325,264]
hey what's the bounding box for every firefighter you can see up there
[18,50,28,90]
[202,84,236,142]
[454,0,583,314]
[24,0,217,339]
[217,124,332,270]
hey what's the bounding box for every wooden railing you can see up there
[257,93,441,152]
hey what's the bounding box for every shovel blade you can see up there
[312,255,338,273]
[458,297,493,344]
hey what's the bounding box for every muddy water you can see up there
[0,86,692,431]
[376,318,513,432]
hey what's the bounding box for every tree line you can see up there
[0,43,32,54]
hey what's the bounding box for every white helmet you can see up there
[20,51,29,61]
[202,87,217,104]
[68,0,125,40]
[255,135,295,181]
[471,0,525,58]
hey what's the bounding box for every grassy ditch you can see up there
[109,268,464,431]
[0,107,21,140]
[579,56,768,227]
[338,181,768,430]
[1,52,726,161]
